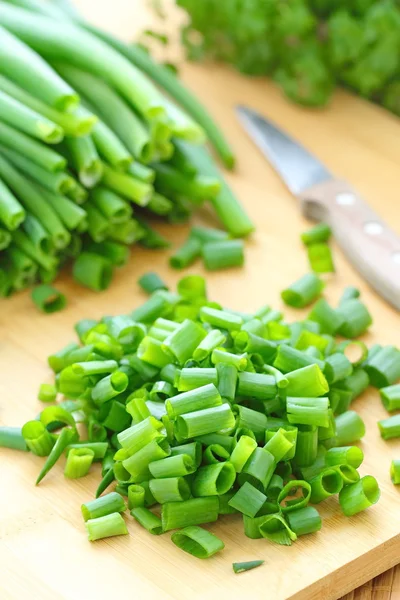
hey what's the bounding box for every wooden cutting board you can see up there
[1,2,400,599]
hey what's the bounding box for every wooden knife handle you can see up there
[299,179,400,311]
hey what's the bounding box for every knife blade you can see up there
[236,105,400,311]
[236,105,332,195]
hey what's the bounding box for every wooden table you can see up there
[1,2,400,599]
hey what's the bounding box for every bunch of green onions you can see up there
[2,272,395,559]
[0,0,253,297]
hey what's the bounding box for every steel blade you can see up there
[236,105,332,195]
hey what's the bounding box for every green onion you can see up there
[287,397,330,428]
[286,506,322,536]
[127,484,145,509]
[72,252,113,291]
[259,513,297,545]
[38,383,57,403]
[0,88,63,143]
[364,346,400,388]
[0,23,78,111]
[202,239,244,270]
[216,363,238,403]
[91,371,128,406]
[82,491,127,521]
[308,299,344,335]
[307,243,335,273]
[339,287,360,304]
[64,136,103,188]
[31,284,66,313]
[177,367,218,392]
[238,447,275,490]
[149,454,196,478]
[380,384,400,412]
[335,411,366,445]
[130,507,163,535]
[138,272,168,294]
[166,383,222,418]
[192,462,236,496]
[293,426,318,467]
[0,426,28,451]
[170,234,202,269]
[21,420,55,456]
[170,442,202,468]
[86,512,128,541]
[228,482,266,517]
[35,426,77,485]
[301,223,331,245]
[64,447,94,479]
[325,446,363,469]
[278,480,311,513]
[286,364,329,397]
[390,460,400,485]
[149,476,191,503]
[339,476,380,517]
[378,414,400,440]
[161,496,219,531]
[309,468,343,503]
[274,344,325,374]
[232,560,264,574]
[264,429,295,463]
[171,525,224,558]
[175,404,235,440]
[281,274,324,308]
[324,353,353,385]
[337,300,372,338]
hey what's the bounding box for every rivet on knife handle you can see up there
[300,179,400,311]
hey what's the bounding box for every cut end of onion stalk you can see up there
[54,92,80,113]
[37,121,64,144]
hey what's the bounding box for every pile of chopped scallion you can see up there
[0,0,253,299]
[2,270,400,564]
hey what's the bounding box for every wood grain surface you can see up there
[1,2,400,599]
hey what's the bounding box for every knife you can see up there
[236,105,400,311]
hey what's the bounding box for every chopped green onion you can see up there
[35,426,77,485]
[170,234,202,269]
[228,482,266,517]
[337,300,372,338]
[293,425,318,467]
[171,525,224,558]
[238,447,275,490]
[281,274,324,308]
[38,383,57,403]
[73,252,113,291]
[232,560,264,574]
[64,447,94,479]
[335,411,366,445]
[21,420,55,456]
[308,299,344,335]
[364,346,400,388]
[325,446,363,469]
[175,404,235,440]
[307,243,335,273]
[31,284,66,313]
[339,476,380,517]
[138,272,168,294]
[309,468,343,503]
[378,414,400,440]
[301,223,331,245]
[128,484,145,509]
[259,513,297,545]
[82,491,127,521]
[380,384,400,412]
[339,286,361,304]
[162,496,219,531]
[286,506,321,536]
[149,476,191,503]
[86,512,128,541]
[216,363,238,403]
[0,426,28,451]
[390,460,400,485]
[202,239,244,270]
[149,454,196,478]
[278,480,311,513]
[192,462,236,496]
[130,506,163,535]
[286,364,329,397]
